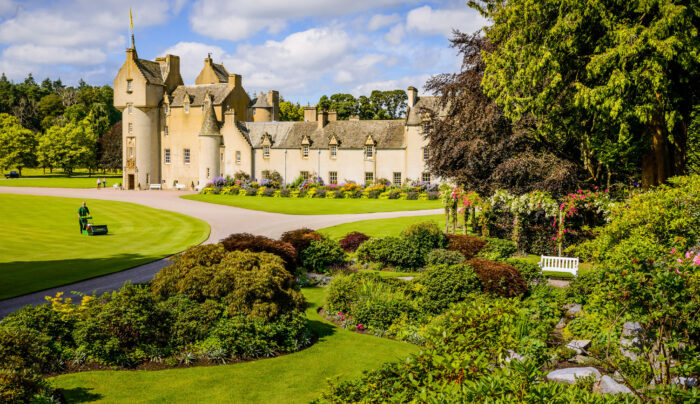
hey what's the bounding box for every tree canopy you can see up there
[316,90,408,120]
[0,113,37,175]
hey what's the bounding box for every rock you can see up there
[547,367,601,384]
[570,355,595,365]
[307,273,332,286]
[594,375,632,395]
[504,349,524,363]
[555,318,567,330]
[564,304,582,318]
[672,377,698,387]
[566,339,591,354]
[397,276,415,281]
[620,321,643,360]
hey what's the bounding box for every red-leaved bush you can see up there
[447,234,487,259]
[466,258,527,297]
[339,232,370,252]
[221,233,297,273]
[280,228,322,255]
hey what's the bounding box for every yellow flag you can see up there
[129,8,133,30]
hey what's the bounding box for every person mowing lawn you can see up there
[78,202,90,234]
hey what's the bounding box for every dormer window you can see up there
[364,145,374,160]
[302,145,309,158]
[127,104,133,114]
[126,79,132,92]
[263,146,270,158]
[184,103,189,114]
[330,145,337,159]
[423,147,429,161]
[164,126,169,137]
[164,104,169,114]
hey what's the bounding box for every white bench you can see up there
[539,255,579,277]
[174,184,186,190]
[149,184,162,190]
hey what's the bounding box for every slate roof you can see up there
[170,84,232,107]
[199,99,221,137]
[249,92,271,108]
[211,62,229,83]
[134,58,164,85]
[406,96,439,125]
[242,120,405,149]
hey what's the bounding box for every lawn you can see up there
[0,168,122,188]
[0,194,209,300]
[52,287,418,404]
[319,214,445,239]
[182,194,442,215]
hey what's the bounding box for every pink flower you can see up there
[693,256,700,266]
[685,251,691,259]
[605,188,609,192]
[563,229,567,233]
[671,248,677,255]
[356,324,364,331]
[675,268,682,275]
[551,236,557,241]
[677,258,683,264]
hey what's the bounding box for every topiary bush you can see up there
[467,258,527,297]
[339,231,370,252]
[401,221,447,254]
[221,233,298,273]
[446,233,487,259]
[280,228,322,256]
[300,238,346,273]
[355,236,424,269]
[503,258,544,286]
[477,237,517,260]
[416,264,482,313]
[426,249,465,267]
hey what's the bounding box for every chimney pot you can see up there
[318,110,328,128]
[407,86,418,109]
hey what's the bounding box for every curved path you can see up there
[0,187,441,317]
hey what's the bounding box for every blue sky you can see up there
[0,0,487,103]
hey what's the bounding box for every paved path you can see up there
[0,187,442,317]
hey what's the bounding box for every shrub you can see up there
[356,237,424,269]
[565,267,604,305]
[0,367,48,404]
[416,264,481,313]
[339,231,370,252]
[325,274,360,315]
[0,327,55,373]
[151,244,228,300]
[446,233,487,259]
[425,249,465,267]
[221,233,297,273]
[401,222,447,254]
[300,239,346,273]
[280,228,322,255]
[158,295,224,349]
[503,258,544,286]
[478,237,517,260]
[467,258,527,297]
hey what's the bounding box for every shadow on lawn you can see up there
[0,253,165,301]
[59,387,103,403]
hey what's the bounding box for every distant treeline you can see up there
[278,90,409,121]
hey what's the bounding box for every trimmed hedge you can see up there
[417,264,482,313]
[356,237,424,269]
[446,234,487,259]
[300,239,346,273]
[426,249,465,266]
[477,238,517,260]
[467,258,527,297]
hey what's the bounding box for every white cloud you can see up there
[351,73,431,96]
[384,23,404,45]
[367,13,400,31]
[406,5,487,37]
[190,0,410,41]
[3,44,106,65]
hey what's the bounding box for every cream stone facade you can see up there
[114,43,437,190]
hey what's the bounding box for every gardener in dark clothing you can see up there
[78,202,90,233]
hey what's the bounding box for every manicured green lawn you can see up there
[0,168,122,188]
[182,194,442,215]
[52,287,417,404]
[0,194,209,299]
[320,214,445,239]
[518,254,593,278]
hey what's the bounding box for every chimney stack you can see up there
[303,106,317,122]
[267,90,280,121]
[318,110,328,128]
[407,86,418,109]
[227,74,241,89]
[328,110,337,122]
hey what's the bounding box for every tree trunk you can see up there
[642,116,677,187]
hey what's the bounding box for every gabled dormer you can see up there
[364,135,376,160]
[328,134,339,159]
[195,54,229,85]
[301,135,311,159]
[262,133,273,159]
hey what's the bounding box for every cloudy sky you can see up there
[0,0,487,103]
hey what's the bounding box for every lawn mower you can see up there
[81,216,109,236]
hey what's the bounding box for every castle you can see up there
[113,41,437,190]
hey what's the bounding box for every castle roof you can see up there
[170,84,232,107]
[249,92,271,109]
[242,120,405,149]
[134,58,164,85]
[199,97,221,137]
[210,62,229,83]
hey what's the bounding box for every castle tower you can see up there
[198,94,222,188]
[113,42,166,189]
[251,91,273,122]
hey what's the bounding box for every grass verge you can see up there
[0,194,209,299]
[51,287,417,403]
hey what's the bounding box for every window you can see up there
[263,146,270,158]
[127,104,133,114]
[126,79,132,92]
[423,147,429,161]
[164,126,169,137]
[164,104,169,114]
[302,145,309,158]
[184,103,189,114]
[364,145,374,159]
[128,122,133,133]
[329,171,338,185]
[393,172,402,186]
[330,145,337,158]
[301,171,309,181]
[220,152,224,162]
[365,171,374,185]
[206,167,210,178]
[422,172,431,183]
[184,148,191,164]
[201,105,204,112]
[164,148,171,164]
[236,151,241,164]
[128,147,134,158]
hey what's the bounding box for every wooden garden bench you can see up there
[149,184,162,190]
[174,184,186,190]
[539,255,579,277]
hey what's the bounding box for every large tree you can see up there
[99,121,122,171]
[472,0,699,186]
[39,119,97,176]
[0,113,37,175]
[423,33,577,196]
